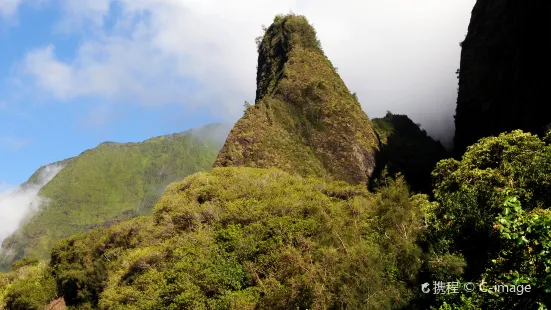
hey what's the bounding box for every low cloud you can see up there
[0,0,21,19]
[19,0,476,144]
[0,163,64,247]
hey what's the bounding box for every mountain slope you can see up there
[0,124,230,270]
[372,112,449,193]
[215,14,379,185]
[48,167,427,309]
[453,0,551,156]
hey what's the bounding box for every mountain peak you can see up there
[215,14,379,185]
[255,14,322,101]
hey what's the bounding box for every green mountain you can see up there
[0,124,230,270]
[453,0,551,156]
[215,14,379,185]
[371,112,449,194]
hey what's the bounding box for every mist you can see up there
[0,164,65,247]
[185,123,233,148]
[15,0,476,149]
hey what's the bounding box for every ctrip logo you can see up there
[421,282,431,294]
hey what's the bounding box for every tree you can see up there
[422,130,551,309]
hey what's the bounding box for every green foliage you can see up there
[431,193,551,309]
[420,130,551,309]
[487,193,551,306]
[0,261,57,310]
[49,167,427,309]
[10,258,39,271]
[1,125,229,270]
[429,130,551,277]
[216,14,380,185]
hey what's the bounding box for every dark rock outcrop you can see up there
[453,0,551,156]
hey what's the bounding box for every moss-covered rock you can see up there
[215,14,380,185]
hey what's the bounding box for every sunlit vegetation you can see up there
[1,126,227,271]
[44,167,428,309]
[0,260,57,310]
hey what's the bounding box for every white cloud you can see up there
[20,0,476,142]
[23,45,74,99]
[0,0,21,19]
[57,0,111,29]
[0,164,64,247]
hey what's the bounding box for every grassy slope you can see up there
[1,124,230,269]
[215,14,379,185]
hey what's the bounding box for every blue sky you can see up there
[0,0,476,186]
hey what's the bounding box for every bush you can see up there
[1,261,57,310]
[50,167,428,309]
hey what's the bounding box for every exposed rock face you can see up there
[215,14,379,185]
[453,0,551,156]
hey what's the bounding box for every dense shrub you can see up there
[50,167,428,309]
[420,130,551,309]
[0,261,57,310]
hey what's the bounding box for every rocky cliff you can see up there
[453,0,551,156]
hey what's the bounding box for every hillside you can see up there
[372,112,449,194]
[215,14,379,185]
[47,167,428,309]
[0,124,230,270]
[453,0,551,156]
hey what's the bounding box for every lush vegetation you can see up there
[0,260,57,310]
[0,125,230,270]
[4,130,547,309]
[215,14,380,185]
[46,167,430,309]
[2,9,551,309]
[417,130,551,309]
